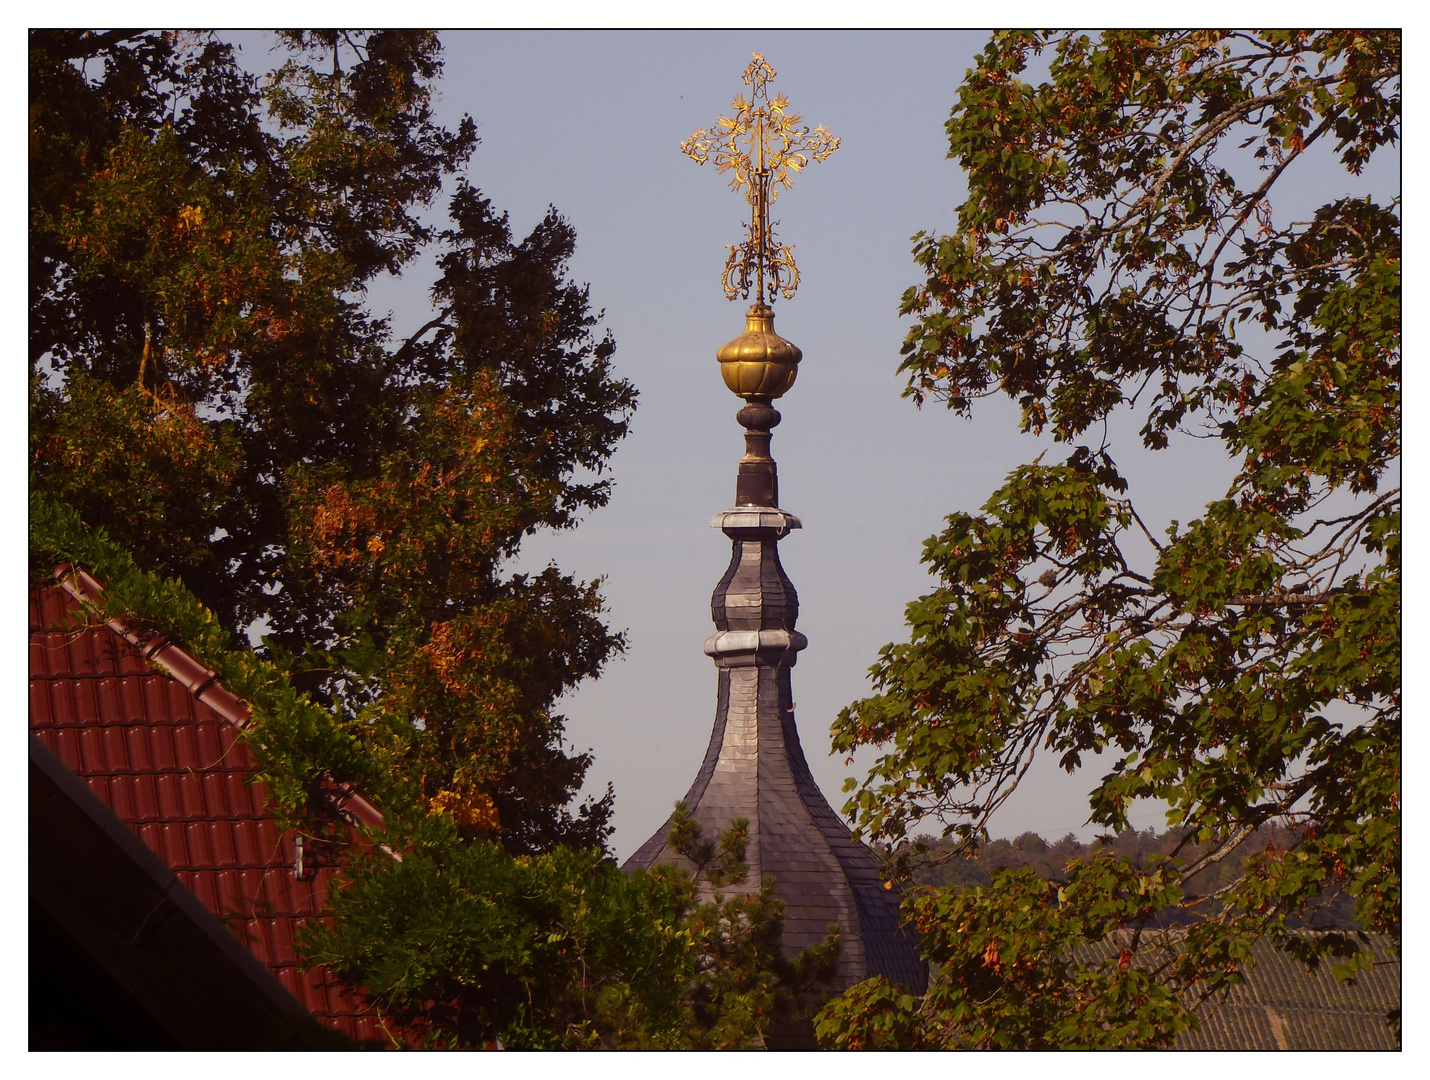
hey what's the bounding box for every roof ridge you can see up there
[51,563,386,835]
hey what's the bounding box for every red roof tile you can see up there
[29,578,394,1045]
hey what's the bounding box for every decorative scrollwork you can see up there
[683,53,839,304]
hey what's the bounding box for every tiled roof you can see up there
[1176,935,1400,1051]
[29,577,395,1046]
[1073,931,1400,1050]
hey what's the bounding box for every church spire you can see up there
[625,55,924,1044]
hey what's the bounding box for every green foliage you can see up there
[29,33,829,1049]
[818,861,1191,1050]
[31,497,830,1050]
[297,837,694,1049]
[300,811,840,1049]
[30,28,635,853]
[667,801,750,888]
[823,30,1399,1049]
[30,490,391,831]
[911,826,1365,930]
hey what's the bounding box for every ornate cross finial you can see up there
[682,53,840,305]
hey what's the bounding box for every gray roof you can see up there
[1073,932,1400,1050]
[1177,936,1399,1051]
[624,501,925,997]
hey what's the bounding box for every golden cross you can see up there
[683,53,840,305]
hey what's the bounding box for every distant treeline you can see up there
[905,825,1363,930]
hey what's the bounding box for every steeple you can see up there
[624,54,925,1013]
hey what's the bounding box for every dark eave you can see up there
[30,734,350,1049]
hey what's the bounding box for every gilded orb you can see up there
[716,303,802,400]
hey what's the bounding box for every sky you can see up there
[218,29,1401,862]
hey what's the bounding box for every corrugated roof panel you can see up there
[27,634,44,674]
[33,582,503,1044]
[99,773,127,820]
[47,633,81,678]
[149,722,179,770]
[116,676,147,723]
[235,867,266,914]
[210,817,240,867]
[253,865,288,913]
[170,721,198,770]
[224,915,259,956]
[219,868,251,916]
[30,578,400,1041]
[240,869,270,916]
[305,971,335,1017]
[79,677,106,725]
[51,726,81,768]
[273,965,303,1002]
[248,777,275,819]
[55,679,88,726]
[188,869,220,912]
[136,771,163,822]
[133,820,160,856]
[114,639,153,677]
[58,627,92,677]
[250,915,282,967]
[49,678,81,726]
[94,676,122,726]
[163,679,196,726]
[123,723,153,771]
[187,715,220,765]
[194,767,225,818]
[75,724,104,775]
[260,866,290,911]
[103,724,132,772]
[32,724,58,757]
[31,585,59,623]
[269,912,297,961]
[140,675,172,724]
[180,770,209,821]
[30,634,57,679]
[268,920,297,970]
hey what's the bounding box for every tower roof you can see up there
[624,491,925,994]
[627,55,925,1021]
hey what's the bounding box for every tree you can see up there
[296,806,838,1048]
[817,30,1399,1049]
[30,30,837,1049]
[33,492,840,1049]
[30,29,633,850]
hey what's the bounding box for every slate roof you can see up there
[29,573,393,1046]
[624,506,927,1004]
[626,664,927,995]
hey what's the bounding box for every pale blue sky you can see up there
[222,30,1400,860]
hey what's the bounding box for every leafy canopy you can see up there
[30,30,842,1049]
[817,29,1399,1049]
[32,493,839,1049]
[30,29,634,851]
